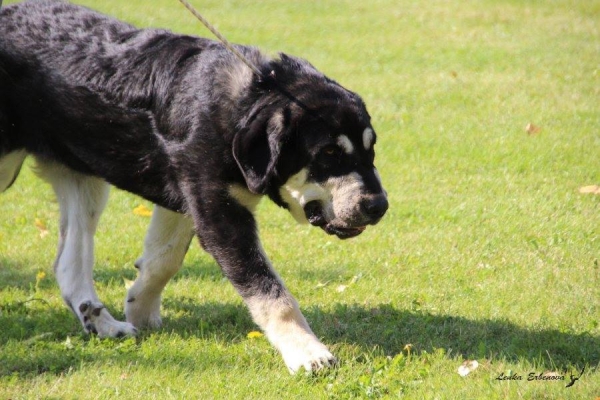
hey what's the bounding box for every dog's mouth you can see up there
[304,201,366,240]
[322,224,366,239]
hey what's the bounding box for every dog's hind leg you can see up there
[125,206,194,328]
[37,161,138,337]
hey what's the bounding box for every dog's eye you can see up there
[322,145,341,157]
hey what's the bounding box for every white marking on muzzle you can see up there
[279,168,369,226]
[279,169,329,223]
[362,128,374,150]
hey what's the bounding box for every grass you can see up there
[1,0,599,398]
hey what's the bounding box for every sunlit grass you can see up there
[1,0,598,398]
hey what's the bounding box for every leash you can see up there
[177,0,263,78]
[176,0,333,128]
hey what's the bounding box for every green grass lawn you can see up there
[1,0,599,398]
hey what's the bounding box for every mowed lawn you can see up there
[1,0,598,398]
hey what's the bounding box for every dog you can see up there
[0,0,388,373]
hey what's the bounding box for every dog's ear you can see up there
[233,110,286,194]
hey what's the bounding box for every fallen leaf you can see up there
[34,218,49,238]
[247,331,264,339]
[133,204,153,217]
[579,185,600,195]
[64,336,74,350]
[123,278,135,290]
[458,360,479,377]
[525,123,541,135]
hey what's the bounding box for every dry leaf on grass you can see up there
[123,278,135,290]
[133,204,153,217]
[34,218,49,238]
[525,123,541,135]
[579,185,600,195]
[458,360,479,376]
[335,274,362,294]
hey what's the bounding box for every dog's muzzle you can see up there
[304,194,388,240]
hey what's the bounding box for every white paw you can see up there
[79,301,138,338]
[277,334,337,374]
[124,284,162,329]
[125,298,162,329]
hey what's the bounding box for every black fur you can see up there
[0,0,386,328]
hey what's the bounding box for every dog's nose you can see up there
[361,195,388,221]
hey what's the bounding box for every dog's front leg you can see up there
[187,186,336,373]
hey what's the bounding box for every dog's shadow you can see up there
[1,297,597,376]
[160,300,598,372]
[1,258,598,375]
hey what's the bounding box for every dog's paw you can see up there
[79,300,138,338]
[124,285,162,329]
[278,335,337,374]
[125,296,162,329]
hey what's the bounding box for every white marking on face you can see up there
[373,168,382,186]
[372,167,388,196]
[362,128,374,151]
[279,168,366,227]
[325,172,365,223]
[279,169,329,223]
[336,135,354,154]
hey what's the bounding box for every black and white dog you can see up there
[0,0,387,372]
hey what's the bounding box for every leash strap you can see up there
[177,0,263,78]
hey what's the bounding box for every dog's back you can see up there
[0,0,209,207]
[0,0,213,111]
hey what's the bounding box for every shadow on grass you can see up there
[310,304,599,371]
[160,301,598,371]
[0,257,39,290]
[92,258,223,285]
[1,300,597,377]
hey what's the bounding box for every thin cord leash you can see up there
[176,0,333,128]
[177,0,263,78]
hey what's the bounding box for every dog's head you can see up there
[233,54,387,239]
